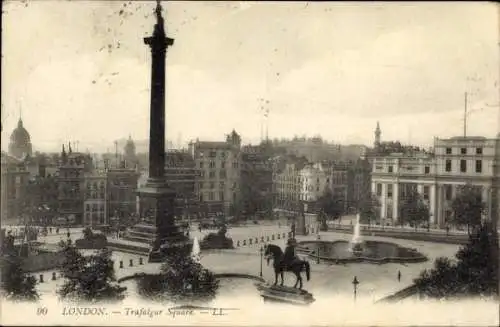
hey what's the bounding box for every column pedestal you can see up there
[136,178,191,262]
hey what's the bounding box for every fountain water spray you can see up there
[350,213,362,252]
[191,236,201,262]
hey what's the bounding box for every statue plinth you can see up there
[257,283,315,305]
[136,178,190,262]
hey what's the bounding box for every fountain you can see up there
[191,236,201,263]
[295,213,428,264]
[350,213,363,253]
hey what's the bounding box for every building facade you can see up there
[123,135,139,169]
[273,155,308,213]
[371,136,500,227]
[165,150,199,219]
[346,158,372,212]
[83,173,107,226]
[26,173,59,225]
[106,167,140,223]
[240,144,274,218]
[189,130,242,217]
[299,163,329,203]
[1,153,30,224]
[57,145,93,225]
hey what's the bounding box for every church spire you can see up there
[374,121,381,149]
[18,105,23,126]
[61,144,67,164]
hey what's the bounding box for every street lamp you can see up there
[259,246,264,277]
[352,276,359,301]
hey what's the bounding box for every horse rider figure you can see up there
[283,238,301,270]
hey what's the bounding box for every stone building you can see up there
[25,173,59,225]
[346,158,372,212]
[82,164,139,227]
[188,130,242,217]
[165,150,198,219]
[272,155,308,214]
[0,153,30,224]
[83,172,107,226]
[106,167,140,224]
[57,144,93,225]
[123,135,139,169]
[371,136,500,227]
[240,144,274,218]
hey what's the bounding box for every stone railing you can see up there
[329,225,469,245]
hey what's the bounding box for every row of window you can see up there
[85,213,105,224]
[199,160,239,169]
[377,184,431,200]
[445,147,483,155]
[199,181,226,190]
[375,184,482,202]
[199,191,237,202]
[200,170,227,179]
[386,160,482,174]
[198,150,229,159]
[445,159,482,173]
[86,182,105,190]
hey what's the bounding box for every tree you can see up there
[316,187,344,230]
[57,240,126,303]
[137,245,219,303]
[358,193,380,226]
[451,185,485,235]
[414,221,498,299]
[399,190,430,230]
[0,233,39,302]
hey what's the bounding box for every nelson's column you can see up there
[138,0,190,261]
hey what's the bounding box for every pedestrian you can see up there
[67,231,70,239]
[49,227,52,234]
[56,228,59,234]
[397,270,401,282]
[446,225,450,236]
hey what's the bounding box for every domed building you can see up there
[8,118,33,159]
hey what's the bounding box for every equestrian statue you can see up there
[264,238,311,289]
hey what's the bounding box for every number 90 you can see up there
[37,307,48,316]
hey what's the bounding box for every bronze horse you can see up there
[264,244,311,289]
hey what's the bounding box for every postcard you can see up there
[1,1,499,326]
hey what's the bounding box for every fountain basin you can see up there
[118,273,263,306]
[297,240,427,264]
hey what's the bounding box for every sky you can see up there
[1,1,499,153]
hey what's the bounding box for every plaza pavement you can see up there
[33,222,461,302]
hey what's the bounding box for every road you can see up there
[32,223,461,303]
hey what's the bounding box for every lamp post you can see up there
[352,276,359,301]
[259,246,264,277]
